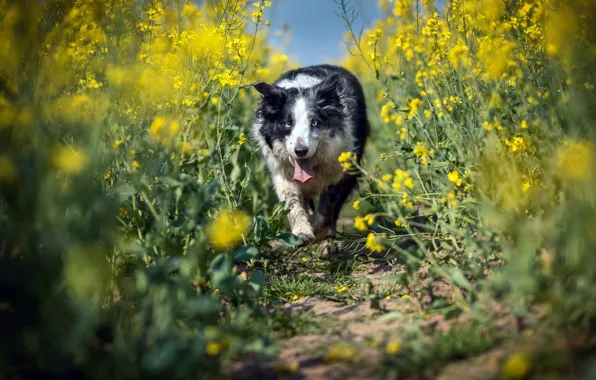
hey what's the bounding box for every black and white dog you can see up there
[252,64,369,251]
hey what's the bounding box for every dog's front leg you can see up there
[272,174,315,244]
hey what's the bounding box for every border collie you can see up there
[252,64,370,252]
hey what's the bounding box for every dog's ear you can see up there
[253,82,274,95]
[313,74,343,105]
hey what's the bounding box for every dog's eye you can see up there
[284,122,292,129]
[311,120,319,127]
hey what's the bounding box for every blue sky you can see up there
[265,0,381,66]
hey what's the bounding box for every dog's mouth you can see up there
[292,158,314,183]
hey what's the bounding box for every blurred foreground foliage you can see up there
[0,0,298,377]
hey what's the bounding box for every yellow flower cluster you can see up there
[392,169,414,191]
[354,214,375,232]
[338,151,354,172]
[206,209,251,250]
[366,233,386,253]
[413,142,435,167]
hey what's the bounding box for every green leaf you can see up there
[430,161,450,168]
[248,270,266,295]
[253,215,270,240]
[234,245,259,262]
[274,232,302,247]
[449,267,474,292]
[116,183,136,200]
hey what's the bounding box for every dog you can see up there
[252,64,370,252]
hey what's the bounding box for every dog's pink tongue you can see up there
[292,159,314,183]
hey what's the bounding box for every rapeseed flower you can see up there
[501,352,531,379]
[206,209,251,250]
[448,170,462,186]
[354,216,367,231]
[53,146,88,175]
[413,142,434,166]
[366,233,386,253]
[386,341,401,355]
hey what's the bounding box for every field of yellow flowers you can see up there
[1,0,596,378]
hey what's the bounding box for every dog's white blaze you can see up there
[287,97,312,156]
[277,75,322,89]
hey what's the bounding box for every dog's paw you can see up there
[318,239,339,256]
[295,232,315,246]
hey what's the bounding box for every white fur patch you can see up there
[277,75,322,89]
[287,97,318,157]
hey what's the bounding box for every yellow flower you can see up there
[173,76,183,89]
[211,97,219,105]
[364,214,375,226]
[395,115,404,126]
[505,136,530,153]
[179,141,192,155]
[407,98,422,120]
[447,170,462,186]
[53,146,88,175]
[149,116,180,145]
[386,341,401,355]
[238,132,247,146]
[522,182,531,192]
[291,294,299,301]
[401,192,413,209]
[381,173,392,182]
[338,151,352,163]
[301,257,309,263]
[335,285,348,293]
[353,200,361,210]
[206,342,222,356]
[449,41,470,69]
[131,161,140,172]
[393,169,414,191]
[501,352,531,379]
[354,216,368,231]
[366,233,386,253]
[324,343,356,363]
[520,120,528,129]
[413,142,434,166]
[441,191,458,207]
[341,162,352,172]
[0,156,17,183]
[398,127,407,140]
[394,219,405,227]
[206,209,251,250]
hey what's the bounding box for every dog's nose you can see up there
[294,145,308,158]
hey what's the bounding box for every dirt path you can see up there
[225,246,531,380]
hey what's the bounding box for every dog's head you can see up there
[253,75,346,182]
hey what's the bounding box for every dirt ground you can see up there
[226,254,539,380]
